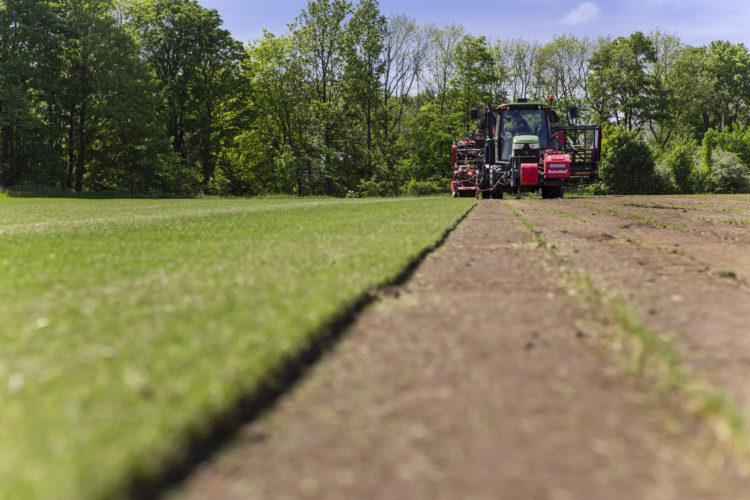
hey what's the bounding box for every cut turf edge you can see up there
[121,202,477,500]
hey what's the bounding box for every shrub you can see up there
[577,182,610,196]
[653,161,677,194]
[710,150,750,193]
[403,179,445,196]
[211,131,295,196]
[703,126,750,167]
[661,143,698,193]
[599,127,658,194]
[358,176,398,197]
[698,127,750,193]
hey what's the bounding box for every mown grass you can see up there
[0,196,474,499]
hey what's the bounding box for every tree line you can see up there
[2,0,749,196]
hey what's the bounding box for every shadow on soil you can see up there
[124,203,477,500]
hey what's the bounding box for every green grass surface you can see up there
[0,196,474,499]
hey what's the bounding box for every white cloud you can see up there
[561,2,602,26]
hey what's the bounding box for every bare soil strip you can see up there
[516,198,750,428]
[169,200,748,500]
[611,195,750,214]
[559,199,750,283]
[582,199,750,244]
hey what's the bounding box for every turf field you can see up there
[0,196,474,498]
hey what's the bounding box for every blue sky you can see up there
[198,0,750,47]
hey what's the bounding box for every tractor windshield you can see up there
[497,108,550,161]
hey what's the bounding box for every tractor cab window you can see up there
[497,108,550,161]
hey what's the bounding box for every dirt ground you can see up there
[169,195,750,500]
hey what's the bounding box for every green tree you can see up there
[710,126,750,165]
[292,0,353,195]
[673,42,750,139]
[342,0,386,181]
[60,0,172,192]
[450,35,496,116]
[397,102,461,184]
[500,38,541,101]
[423,24,465,114]
[587,32,657,130]
[216,31,305,195]
[125,0,245,189]
[644,30,682,151]
[538,34,591,114]
[705,41,750,132]
[0,0,65,186]
[377,14,426,193]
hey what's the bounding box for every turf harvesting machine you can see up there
[450,135,483,197]
[450,98,601,198]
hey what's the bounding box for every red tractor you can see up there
[450,98,601,198]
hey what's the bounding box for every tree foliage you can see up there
[1,0,749,195]
[599,126,657,194]
[710,150,750,193]
[588,32,657,131]
[125,0,246,190]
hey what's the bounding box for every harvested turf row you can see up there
[171,200,747,500]
[511,199,750,455]
[546,199,750,284]
[535,202,750,288]
[611,196,750,215]
[579,199,750,244]
[614,201,750,218]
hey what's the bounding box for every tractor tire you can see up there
[542,186,564,199]
[489,167,503,199]
[481,191,490,199]
[479,164,490,190]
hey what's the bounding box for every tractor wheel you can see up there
[452,189,459,198]
[542,186,563,199]
[481,191,490,199]
[490,187,504,199]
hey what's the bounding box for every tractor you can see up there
[450,98,601,199]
